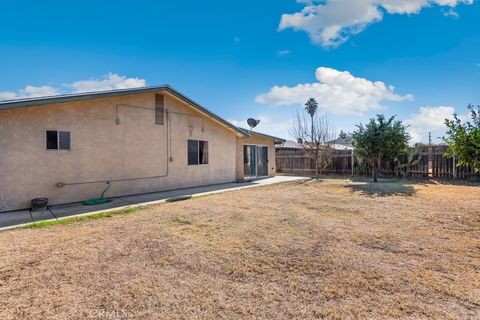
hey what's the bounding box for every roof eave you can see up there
[238,128,286,144]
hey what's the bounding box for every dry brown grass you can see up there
[1,179,479,319]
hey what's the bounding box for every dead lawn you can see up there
[0,179,479,319]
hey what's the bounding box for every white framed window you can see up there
[188,140,208,165]
[46,130,71,150]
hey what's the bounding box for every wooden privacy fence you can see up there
[276,145,478,179]
[276,148,354,175]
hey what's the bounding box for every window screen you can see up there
[155,94,165,125]
[59,131,71,150]
[46,131,58,149]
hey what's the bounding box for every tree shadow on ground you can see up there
[287,177,322,185]
[345,178,417,197]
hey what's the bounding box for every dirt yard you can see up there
[0,179,479,319]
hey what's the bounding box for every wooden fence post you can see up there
[452,156,457,179]
[428,148,433,178]
[428,147,433,178]
[351,150,354,176]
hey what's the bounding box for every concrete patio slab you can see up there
[0,210,32,228]
[30,209,56,222]
[50,198,133,218]
[120,182,248,204]
[0,176,307,231]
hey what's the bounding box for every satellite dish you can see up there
[247,118,260,131]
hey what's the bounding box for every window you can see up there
[188,140,208,165]
[46,131,71,150]
[155,94,164,125]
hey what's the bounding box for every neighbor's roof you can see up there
[277,140,353,151]
[0,85,249,137]
[328,137,353,147]
[237,128,286,144]
[276,140,303,149]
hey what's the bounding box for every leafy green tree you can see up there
[352,115,410,182]
[443,105,480,173]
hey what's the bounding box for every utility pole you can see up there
[428,132,432,146]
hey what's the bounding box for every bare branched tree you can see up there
[290,108,336,179]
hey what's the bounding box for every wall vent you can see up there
[155,94,165,125]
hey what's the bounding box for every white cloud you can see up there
[279,0,474,47]
[405,106,457,143]
[278,49,292,56]
[0,91,18,100]
[0,85,59,101]
[20,85,59,97]
[0,73,147,101]
[255,67,413,116]
[68,73,146,93]
[442,7,460,17]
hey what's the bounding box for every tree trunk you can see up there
[371,157,379,182]
[311,116,319,179]
[372,167,378,182]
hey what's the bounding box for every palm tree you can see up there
[305,98,318,141]
[305,98,319,178]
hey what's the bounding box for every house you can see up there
[276,138,353,152]
[0,86,285,212]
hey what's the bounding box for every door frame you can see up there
[243,144,269,179]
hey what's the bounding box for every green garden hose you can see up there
[82,182,112,206]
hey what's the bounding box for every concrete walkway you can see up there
[0,176,306,231]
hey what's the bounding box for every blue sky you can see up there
[1,0,479,143]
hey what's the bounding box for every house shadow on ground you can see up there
[345,177,417,197]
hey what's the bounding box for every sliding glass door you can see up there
[244,145,268,178]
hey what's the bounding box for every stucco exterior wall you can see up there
[235,134,277,179]
[0,92,240,212]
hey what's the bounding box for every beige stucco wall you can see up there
[0,92,242,212]
[235,134,277,179]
